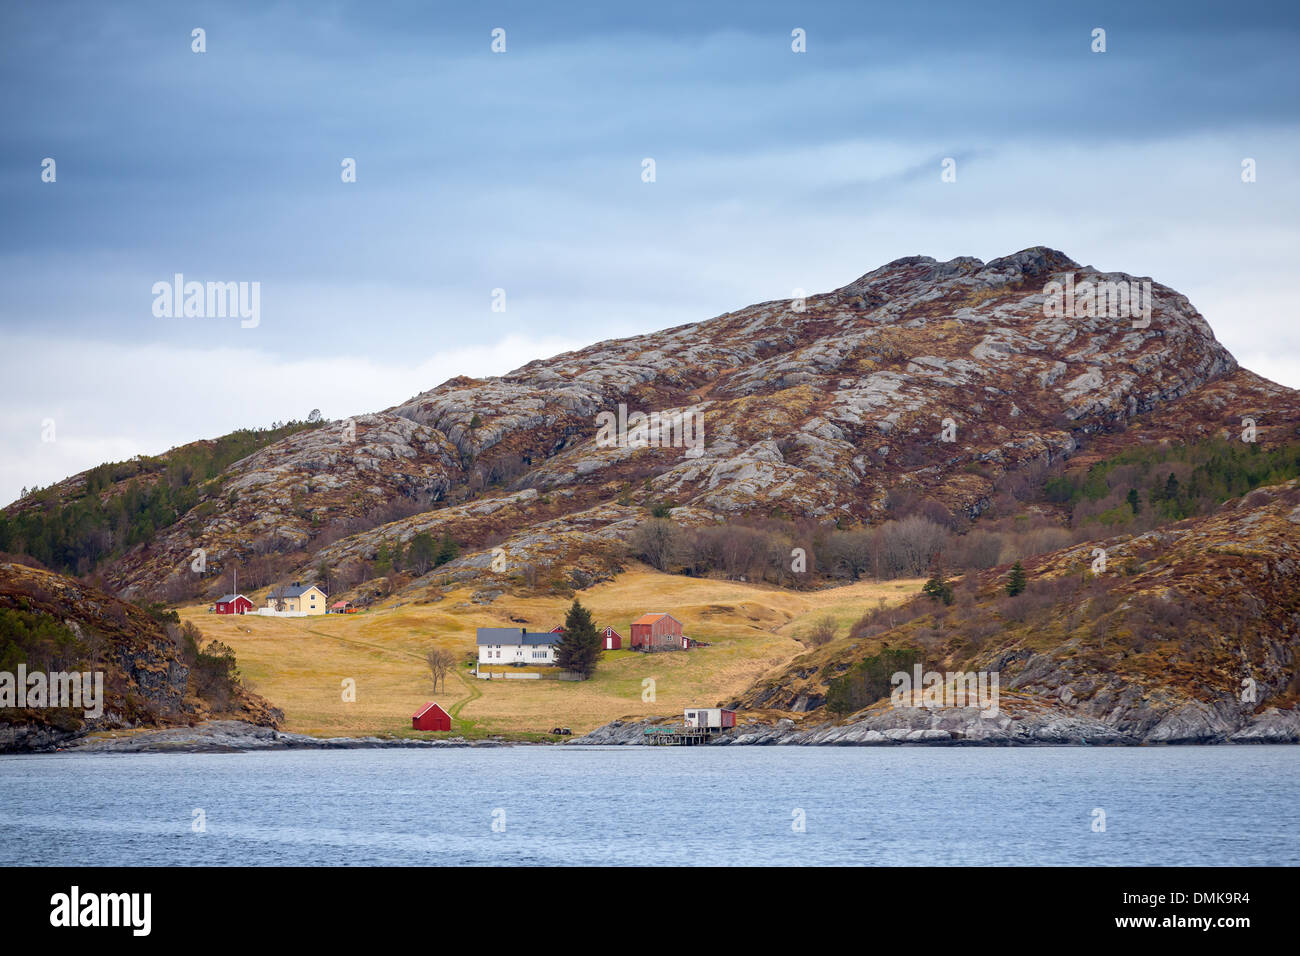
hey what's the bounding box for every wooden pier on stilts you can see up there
[644,726,715,746]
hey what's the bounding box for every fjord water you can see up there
[1,746,1295,866]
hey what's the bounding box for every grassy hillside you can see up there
[180,566,921,738]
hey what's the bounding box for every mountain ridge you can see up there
[4,247,1297,610]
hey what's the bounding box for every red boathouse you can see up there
[412,702,452,732]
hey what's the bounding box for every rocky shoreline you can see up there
[7,702,1299,754]
[570,704,1300,747]
[5,720,506,755]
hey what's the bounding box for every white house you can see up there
[476,627,559,665]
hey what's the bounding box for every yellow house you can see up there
[268,583,327,615]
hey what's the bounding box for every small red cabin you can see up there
[214,594,253,615]
[601,626,623,651]
[412,702,451,732]
[630,613,684,650]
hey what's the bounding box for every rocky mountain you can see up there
[6,247,1300,609]
[0,562,281,752]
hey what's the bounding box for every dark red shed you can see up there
[412,702,451,732]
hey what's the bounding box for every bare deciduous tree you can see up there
[803,615,837,647]
[881,515,948,577]
[268,584,289,612]
[628,518,679,571]
[426,647,455,693]
[715,525,767,580]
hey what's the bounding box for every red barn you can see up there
[630,612,684,651]
[214,593,253,615]
[412,702,451,732]
[600,626,623,651]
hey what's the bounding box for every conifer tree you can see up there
[554,598,602,678]
[922,565,954,605]
[1006,560,1028,597]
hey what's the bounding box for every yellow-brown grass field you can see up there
[180,566,923,740]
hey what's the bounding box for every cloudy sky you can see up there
[2,0,1298,506]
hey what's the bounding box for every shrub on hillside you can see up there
[826,646,927,716]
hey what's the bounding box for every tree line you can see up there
[1046,437,1300,530]
[1,420,321,578]
[626,512,1053,584]
[626,437,1300,585]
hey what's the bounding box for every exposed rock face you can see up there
[0,563,281,752]
[287,249,1290,596]
[0,723,78,752]
[573,698,1300,747]
[6,246,1299,743]
[9,247,1300,607]
[299,248,1291,596]
[102,413,461,598]
[64,720,498,753]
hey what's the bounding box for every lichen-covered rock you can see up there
[11,247,1300,610]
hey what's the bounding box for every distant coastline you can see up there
[8,704,1300,755]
